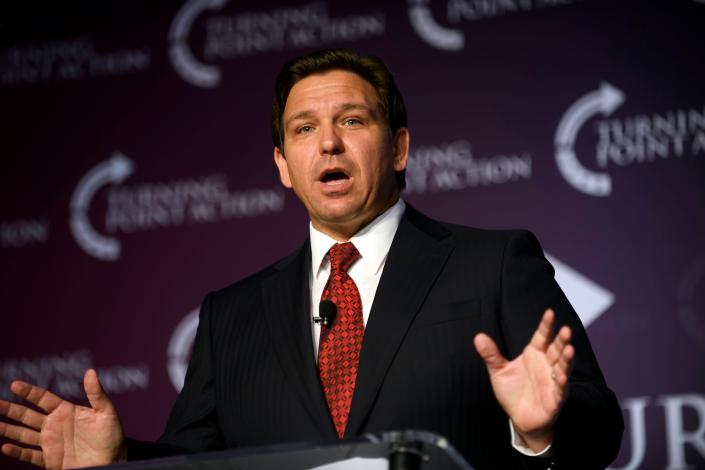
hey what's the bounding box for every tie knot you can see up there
[328,242,360,273]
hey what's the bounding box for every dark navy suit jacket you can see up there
[128,206,623,469]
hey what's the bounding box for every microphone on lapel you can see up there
[314,300,337,327]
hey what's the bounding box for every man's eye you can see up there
[343,118,361,126]
[297,125,314,134]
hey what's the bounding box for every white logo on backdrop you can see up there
[0,218,49,249]
[169,0,228,88]
[167,308,200,392]
[408,0,464,51]
[554,82,625,197]
[408,0,574,51]
[609,394,705,470]
[0,39,150,88]
[169,1,386,88]
[556,83,705,197]
[0,350,149,400]
[405,140,532,194]
[546,254,614,327]
[70,152,135,261]
[70,153,286,261]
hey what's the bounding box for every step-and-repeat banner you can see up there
[1,1,704,468]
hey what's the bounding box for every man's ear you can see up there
[273,147,293,188]
[392,127,410,172]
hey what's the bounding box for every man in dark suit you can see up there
[0,49,623,469]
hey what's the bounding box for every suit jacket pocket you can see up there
[414,298,481,327]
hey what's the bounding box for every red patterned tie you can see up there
[318,242,364,438]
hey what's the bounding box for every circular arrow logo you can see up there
[69,152,134,261]
[554,82,625,197]
[408,0,464,51]
[167,308,200,392]
[169,0,229,88]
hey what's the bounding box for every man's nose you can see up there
[318,124,344,156]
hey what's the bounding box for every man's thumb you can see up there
[473,333,507,373]
[84,368,113,413]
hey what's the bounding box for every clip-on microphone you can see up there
[314,300,337,327]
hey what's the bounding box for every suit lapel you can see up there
[346,206,453,436]
[261,242,337,438]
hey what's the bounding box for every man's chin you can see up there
[313,193,397,228]
[310,204,367,236]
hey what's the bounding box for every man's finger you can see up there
[0,421,41,447]
[529,309,555,351]
[552,365,569,388]
[551,355,572,405]
[558,344,575,373]
[0,399,45,431]
[84,369,113,414]
[552,376,566,405]
[546,326,572,364]
[10,381,63,414]
[473,333,508,373]
[1,442,45,467]
[551,344,575,400]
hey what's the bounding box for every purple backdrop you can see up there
[2,1,704,469]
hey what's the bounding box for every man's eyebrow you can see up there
[285,103,373,127]
[337,103,372,114]
[285,110,315,127]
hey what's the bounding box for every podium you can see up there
[105,430,474,470]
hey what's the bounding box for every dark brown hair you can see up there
[271,48,407,189]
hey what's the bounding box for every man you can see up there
[0,49,623,469]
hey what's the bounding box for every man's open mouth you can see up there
[320,170,350,183]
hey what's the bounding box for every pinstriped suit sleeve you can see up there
[125,292,225,460]
[499,231,623,469]
[157,292,226,451]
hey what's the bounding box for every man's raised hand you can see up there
[0,369,126,469]
[473,309,574,452]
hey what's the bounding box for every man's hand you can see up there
[0,369,126,469]
[473,309,574,452]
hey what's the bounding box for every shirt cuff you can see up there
[509,419,553,457]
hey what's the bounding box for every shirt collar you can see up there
[310,198,406,280]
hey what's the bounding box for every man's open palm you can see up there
[0,369,125,469]
[474,309,574,451]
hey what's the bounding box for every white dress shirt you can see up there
[309,198,405,357]
[307,198,550,457]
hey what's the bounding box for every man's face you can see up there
[274,70,409,240]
